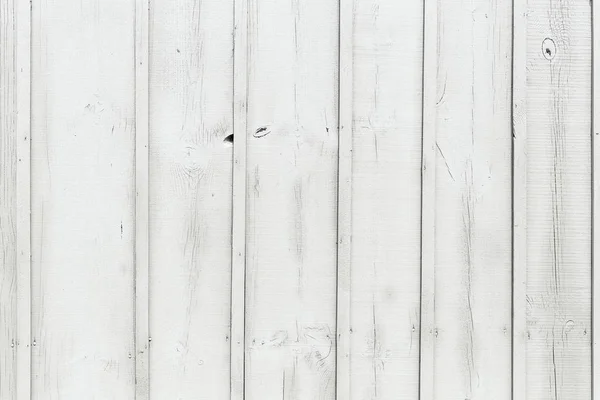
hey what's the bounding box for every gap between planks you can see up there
[135,0,150,397]
[16,0,32,398]
[231,0,248,397]
[593,0,600,397]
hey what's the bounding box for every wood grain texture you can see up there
[349,0,423,399]
[434,0,513,398]
[0,0,18,397]
[232,0,248,397]
[512,0,527,397]
[336,0,353,396]
[526,0,592,398]
[30,0,137,397]
[15,0,31,397]
[135,0,149,396]
[148,0,234,398]
[419,0,437,397]
[244,0,339,398]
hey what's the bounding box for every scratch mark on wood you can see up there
[372,295,378,398]
[436,142,455,181]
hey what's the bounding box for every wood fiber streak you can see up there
[434,0,513,398]
[244,0,339,398]
[349,0,423,399]
[30,0,137,398]
[526,0,592,398]
[0,0,17,397]
[148,0,234,397]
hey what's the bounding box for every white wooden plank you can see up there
[526,0,592,397]
[15,0,31,397]
[349,0,422,399]
[135,0,149,396]
[0,0,19,397]
[231,0,248,396]
[244,0,339,397]
[433,0,513,397]
[512,0,527,397]
[148,0,234,398]
[30,0,137,397]
[336,0,353,396]
[419,0,437,397]
[595,0,600,397]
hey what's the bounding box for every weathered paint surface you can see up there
[0,0,596,397]
[244,0,339,398]
[434,0,513,398]
[0,0,17,397]
[30,0,136,398]
[148,0,234,397]
[350,0,423,398]
[526,0,593,398]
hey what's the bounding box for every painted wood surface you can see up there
[433,0,514,398]
[526,0,593,398]
[349,1,423,399]
[148,0,234,398]
[0,0,597,398]
[244,0,339,398]
[30,0,137,398]
[0,0,18,397]
[512,0,528,397]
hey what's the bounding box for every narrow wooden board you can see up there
[135,0,149,396]
[16,0,32,397]
[419,0,437,397]
[0,0,22,397]
[336,0,353,396]
[148,0,234,398]
[244,0,339,397]
[433,0,513,398]
[526,0,593,397]
[512,0,527,397]
[349,0,423,399]
[231,0,248,396]
[30,0,137,397]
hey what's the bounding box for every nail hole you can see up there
[223,134,234,146]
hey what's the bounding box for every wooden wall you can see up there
[0,0,596,398]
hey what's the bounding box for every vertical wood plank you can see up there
[148,0,234,397]
[30,0,137,397]
[232,0,248,396]
[15,0,31,397]
[336,0,353,396]
[526,0,592,397]
[433,0,513,397]
[244,0,339,397]
[512,0,527,396]
[135,0,149,396]
[0,0,22,398]
[349,0,423,398]
[419,0,437,396]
